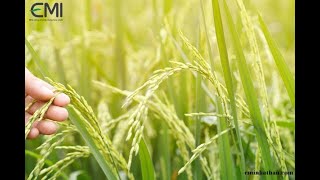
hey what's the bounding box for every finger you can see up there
[27,101,68,121]
[25,112,32,124]
[32,121,39,128]
[25,85,70,107]
[25,68,54,101]
[27,128,39,139]
[25,111,39,127]
[25,112,39,127]
[25,96,32,106]
[25,111,40,139]
[32,77,71,106]
[36,120,58,135]
[53,93,70,107]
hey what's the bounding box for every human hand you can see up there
[25,68,70,139]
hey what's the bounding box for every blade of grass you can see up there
[233,3,288,175]
[110,0,126,118]
[139,138,155,180]
[79,41,92,104]
[68,107,118,180]
[159,121,171,180]
[216,98,236,180]
[152,0,159,31]
[200,0,214,69]
[211,0,246,179]
[241,137,255,163]
[276,121,295,130]
[258,14,295,106]
[222,0,276,178]
[85,0,92,30]
[114,0,126,89]
[25,37,51,79]
[54,48,67,84]
[194,75,204,180]
[25,150,54,167]
[194,25,205,180]
[49,23,67,84]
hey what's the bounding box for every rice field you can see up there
[25,0,295,179]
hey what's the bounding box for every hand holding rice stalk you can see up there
[25,68,70,139]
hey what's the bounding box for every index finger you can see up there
[25,68,54,101]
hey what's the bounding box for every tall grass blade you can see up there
[68,107,118,180]
[49,24,67,84]
[54,48,67,84]
[193,15,205,180]
[194,74,204,180]
[159,122,171,180]
[200,0,214,69]
[139,138,155,180]
[233,1,289,177]
[211,0,246,179]
[79,42,92,104]
[258,14,295,106]
[216,98,236,180]
[114,0,126,89]
[222,1,276,178]
[25,37,51,79]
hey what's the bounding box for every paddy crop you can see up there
[25,0,295,179]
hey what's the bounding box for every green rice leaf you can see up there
[139,138,155,180]
[276,120,295,130]
[258,14,295,106]
[25,37,51,79]
[216,98,236,180]
[211,0,245,179]
[68,107,118,180]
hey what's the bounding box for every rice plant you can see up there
[25,0,295,179]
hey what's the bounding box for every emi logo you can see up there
[30,3,63,21]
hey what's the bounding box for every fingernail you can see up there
[41,86,54,96]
